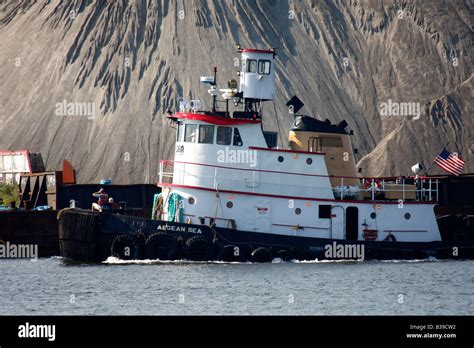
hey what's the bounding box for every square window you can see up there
[217,126,232,145]
[319,205,331,219]
[184,124,197,143]
[258,60,271,75]
[199,125,215,144]
[247,59,257,73]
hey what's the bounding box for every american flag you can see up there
[434,148,465,176]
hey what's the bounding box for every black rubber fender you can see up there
[251,247,273,263]
[110,235,142,260]
[184,236,215,261]
[145,232,181,260]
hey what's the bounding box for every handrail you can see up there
[160,159,437,182]
[158,161,439,202]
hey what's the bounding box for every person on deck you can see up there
[92,188,109,211]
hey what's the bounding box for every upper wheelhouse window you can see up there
[177,123,184,142]
[321,136,343,147]
[247,59,257,73]
[199,125,215,144]
[258,60,271,75]
[216,126,232,145]
[184,124,197,143]
[233,128,243,146]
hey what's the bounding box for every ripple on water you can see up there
[0,257,472,315]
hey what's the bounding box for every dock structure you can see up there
[1,152,160,257]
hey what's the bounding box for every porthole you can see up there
[278,156,284,163]
[226,201,233,209]
[295,208,302,215]
[306,158,313,165]
[188,197,195,205]
[404,213,411,220]
[370,212,376,219]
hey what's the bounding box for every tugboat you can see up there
[58,46,474,262]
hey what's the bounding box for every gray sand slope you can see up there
[0,0,472,183]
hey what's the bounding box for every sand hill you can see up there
[0,0,472,183]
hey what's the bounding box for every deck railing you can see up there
[158,160,438,202]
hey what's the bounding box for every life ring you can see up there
[217,244,240,262]
[110,235,143,260]
[384,234,397,242]
[365,179,382,191]
[251,247,273,263]
[363,229,378,241]
[145,232,181,260]
[184,236,215,261]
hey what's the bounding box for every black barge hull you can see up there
[0,210,59,257]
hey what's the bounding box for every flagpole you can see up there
[426,142,450,176]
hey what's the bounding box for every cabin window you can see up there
[258,60,271,75]
[184,124,197,143]
[247,59,257,73]
[199,125,215,144]
[216,126,232,145]
[319,205,331,218]
[321,137,343,147]
[233,128,243,146]
[177,123,184,142]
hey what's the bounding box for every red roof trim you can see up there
[159,183,438,205]
[241,48,274,54]
[249,146,325,156]
[170,112,261,125]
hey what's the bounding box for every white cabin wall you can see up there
[170,188,441,242]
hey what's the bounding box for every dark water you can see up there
[0,257,472,315]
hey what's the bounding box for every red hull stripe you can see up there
[166,160,330,178]
[242,48,274,54]
[383,230,428,233]
[248,146,325,156]
[159,183,438,205]
[170,112,261,125]
[272,223,329,230]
